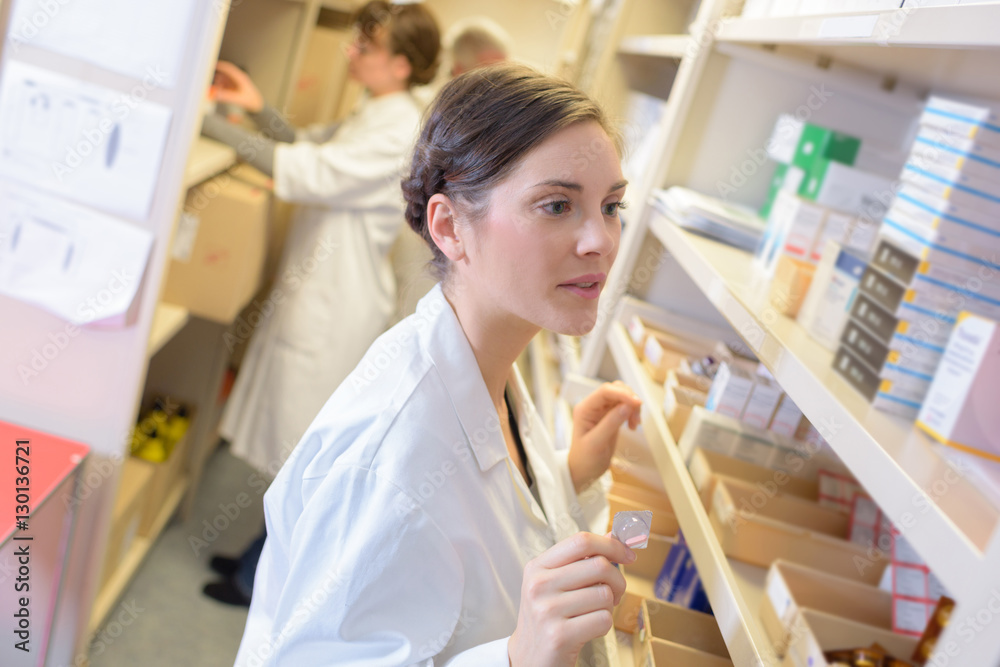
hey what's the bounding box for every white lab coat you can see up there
[235,284,610,666]
[220,91,423,475]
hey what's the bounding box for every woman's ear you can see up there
[427,193,465,263]
[391,53,413,87]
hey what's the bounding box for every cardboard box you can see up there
[100,457,155,588]
[641,328,716,383]
[761,560,893,657]
[634,599,731,667]
[688,448,818,510]
[135,424,191,536]
[918,312,1000,461]
[664,378,708,442]
[163,172,269,323]
[614,533,677,632]
[708,477,874,582]
[635,639,733,667]
[781,609,919,667]
[705,362,755,420]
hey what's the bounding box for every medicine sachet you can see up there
[612,510,652,549]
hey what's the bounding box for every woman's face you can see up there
[345,26,407,94]
[458,121,626,336]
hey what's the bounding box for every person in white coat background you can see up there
[236,62,644,666]
[198,0,441,605]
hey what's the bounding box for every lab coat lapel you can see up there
[417,285,507,472]
[506,367,562,528]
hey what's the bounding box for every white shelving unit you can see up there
[618,34,690,58]
[609,320,774,666]
[568,1,1000,664]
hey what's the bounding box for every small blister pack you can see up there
[612,510,652,549]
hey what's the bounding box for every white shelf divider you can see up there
[608,320,774,666]
[717,4,1000,48]
[183,135,238,190]
[618,34,690,58]
[648,209,999,603]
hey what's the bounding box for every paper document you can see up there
[7,0,197,89]
[0,182,153,327]
[0,61,173,221]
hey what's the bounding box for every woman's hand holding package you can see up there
[568,381,641,493]
[508,532,635,667]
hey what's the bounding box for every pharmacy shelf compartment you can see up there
[88,475,189,636]
[618,34,690,58]
[648,209,999,602]
[184,136,238,190]
[147,302,190,359]
[608,321,773,667]
[716,4,1000,48]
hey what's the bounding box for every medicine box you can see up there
[781,609,919,667]
[761,560,893,658]
[909,128,1000,183]
[741,375,783,429]
[799,159,894,219]
[893,181,1000,238]
[101,457,155,588]
[809,212,852,261]
[708,476,874,582]
[901,166,1000,219]
[634,599,731,667]
[642,328,718,384]
[880,213,1000,284]
[769,255,815,317]
[886,333,945,376]
[858,265,906,315]
[904,153,1000,201]
[849,293,897,342]
[904,274,1000,322]
[917,312,1000,462]
[769,394,804,439]
[663,373,708,441]
[705,362,755,420]
[163,172,269,324]
[833,345,880,401]
[798,242,866,352]
[758,190,827,275]
[766,115,861,171]
[920,95,1000,150]
[894,304,956,348]
[687,447,818,511]
[839,319,889,373]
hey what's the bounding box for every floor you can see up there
[89,444,263,667]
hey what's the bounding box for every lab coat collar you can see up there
[416,284,507,473]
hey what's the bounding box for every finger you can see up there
[545,584,616,620]
[537,532,635,570]
[563,609,614,645]
[547,555,627,600]
[584,403,632,448]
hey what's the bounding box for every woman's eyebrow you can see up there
[531,179,630,192]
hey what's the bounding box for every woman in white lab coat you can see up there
[199,0,441,605]
[236,63,643,666]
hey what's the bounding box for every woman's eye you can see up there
[542,200,570,215]
[603,200,627,216]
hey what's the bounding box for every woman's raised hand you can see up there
[211,61,264,113]
[508,532,634,667]
[567,381,641,493]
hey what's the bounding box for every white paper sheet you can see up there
[7,0,198,89]
[0,61,173,221]
[0,182,153,326]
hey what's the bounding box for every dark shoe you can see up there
[203,578,251,607]
[209,555,240,577]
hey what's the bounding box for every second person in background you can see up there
[199,0,441,606]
